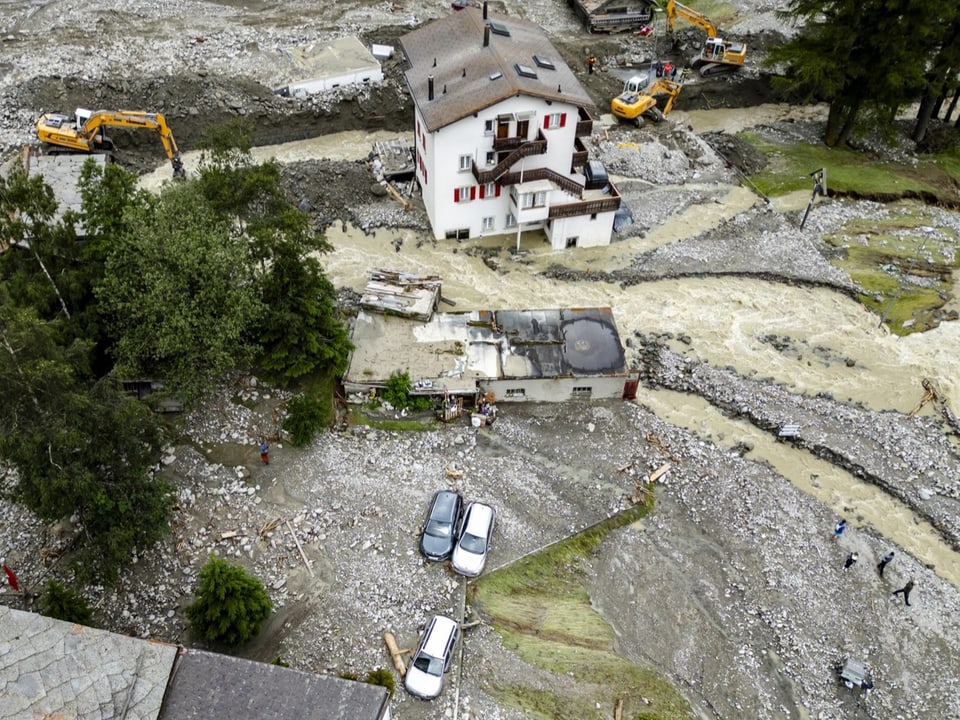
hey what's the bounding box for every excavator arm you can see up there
[36,109,185,178]
[663,0,717,38]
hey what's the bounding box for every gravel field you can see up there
[3,1,960,719]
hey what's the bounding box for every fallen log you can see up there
[614,697,624,720]
[383,632,409,675]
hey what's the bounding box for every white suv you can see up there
[404,615,460,700]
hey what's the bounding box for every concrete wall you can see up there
[479,374,637,403]
[546,208,619,249]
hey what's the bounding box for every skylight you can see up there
[514,63,537,79]
[489,21,510,37]
[489,71,503,80]
[533,55,556,70]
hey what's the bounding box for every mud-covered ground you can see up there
[3,1,960,720]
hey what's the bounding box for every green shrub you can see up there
[38,579,93,625]
[187,556,272,648]
[283,393,327,446]
[382,371,434,412]
[364,668,396,697]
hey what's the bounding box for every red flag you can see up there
[3,564,20,592]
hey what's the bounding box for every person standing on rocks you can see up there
[833,518,847,542]
[843,552,859,571]
[259,440,270,465]
[877,550,895,577]
[893,579,915,606]
[588,55,596,75]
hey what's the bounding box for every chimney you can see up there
[443,84,447,94]
[557,84,561,93]
[428,75,434,101]
[483,24,490,47]
[462,68,466,78]
[483,0,488,19]
[433,57,437,67]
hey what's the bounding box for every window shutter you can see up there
[454,187,459,202]
[470,186,477,200]
[479,184,486,199]
[495,183,501,197]
[543,115,550,129]
[560,113,567,128]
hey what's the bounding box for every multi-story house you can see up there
[399,4,621,249]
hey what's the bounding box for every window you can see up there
[458,154,472,171]
[485,151,496,166]
[515,63,537,79]
[482,216,494,231]
[445,228,470,240]
[484,119,494,134]
[505,388,526,398]
[543,112,567,129]
[521,191,547,209]
[505,212,516,227]
[533,55,556,70]
[566,236,578,248]
[571,386,593,398]
[484,182,497,197]
[454,186,474,203]
[489,21,510,36]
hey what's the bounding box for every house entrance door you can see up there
[515,119,529,140]
[497,117,510,139]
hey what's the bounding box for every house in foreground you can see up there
[0,606,391,720]
[399,4,620,249]
[344,274,639,402]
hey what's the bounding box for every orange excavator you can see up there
[35,109,185,178]
[661,0,747,77]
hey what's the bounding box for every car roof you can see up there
[463,502,494,532]
[432,490,460,512]
[422,615,458,656]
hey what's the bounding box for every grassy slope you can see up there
[470,501,694,720]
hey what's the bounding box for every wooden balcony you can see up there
[548,181,621,219]
[571,136,588,170]
[575,107,593,137]
[472,130,547,184]
[492,136,525,151]
[500,166,584,197]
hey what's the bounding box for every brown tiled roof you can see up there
[399,8,594,131]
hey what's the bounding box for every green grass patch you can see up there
[347,405,435,431]
[470,498,692,720]
[742,133,941,198]
[823,208,958,335]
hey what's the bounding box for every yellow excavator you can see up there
[661,0,747,77]
[611,71,685,126]
[35,109,185,178]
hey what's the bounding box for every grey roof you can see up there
[0,606,177,720]
[158,648,390,720]
[399,8,594,131]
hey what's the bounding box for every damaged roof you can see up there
[399,7,594,131]
[344,307,629,393]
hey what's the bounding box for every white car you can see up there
[404,615,460,700]
[451,501,495,577]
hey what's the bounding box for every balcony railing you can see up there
[492,136,525,151]
[472,130,547,185]
[575,107,593,137]
[500,167,584,198]
[571,136,588,170]
[547,180,621,220]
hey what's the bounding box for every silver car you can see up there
[451,501,495,577]
[404,614,460,700]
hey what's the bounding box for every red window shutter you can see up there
[470,186,476,200]
[543,115,550,129]
[495,183,501,197]
[454,188,459,202]
[560,113,567,127]
[479,184,486,199]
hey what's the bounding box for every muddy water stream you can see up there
[141,126,960,588]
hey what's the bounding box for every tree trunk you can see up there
[946,87,960,123]
[835,98,862,147]
[825,102,848,147]
[913,91,938,143]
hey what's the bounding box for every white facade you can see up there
[401,9,620,251]
[414,95,617,249]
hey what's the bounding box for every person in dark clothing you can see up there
[588,56,596,74]
[843,552,859,571]
[877,550,895,577]
[893,579,915,606]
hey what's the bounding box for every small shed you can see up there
[569,0,655,33]
[273,37,383,97]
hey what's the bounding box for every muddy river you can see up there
[140,124,960,588]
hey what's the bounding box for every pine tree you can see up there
[187,557,272,648]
